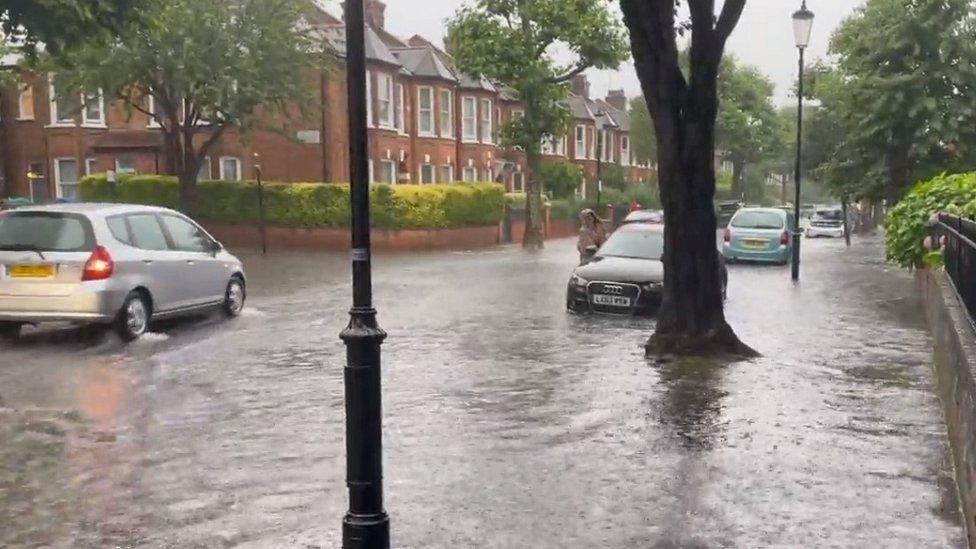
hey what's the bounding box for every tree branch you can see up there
[715,0,747,45]
[546,62,592,84]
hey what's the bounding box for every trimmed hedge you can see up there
[79,175,506,230]
[886,172,976,268]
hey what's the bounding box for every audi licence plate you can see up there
[592,294,631,307]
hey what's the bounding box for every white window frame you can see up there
[574,125,586,160]
[17,84,35,120]
[480,98,493,144]
[85,158,97,175]
[417,86,435,137]
[419,163,435,184]
[440,165,454,183]
[461,96,477,142]
[462,166,478,182]
[588,127,596,160]
[219,156,242,181]
[439,89,453,139]
[540,135,555,155]
[378,159,397,184]
[366,70,373,127]
[48,75,76,126]
[376,73,394,129]
[198,157,212,180]
[115,156,137,175]
[621,136,631,166]
[512,171,525,193]
[82,90,106,127]
[557,135,567,157]
[395,83,405,134]
[53,158,80,200]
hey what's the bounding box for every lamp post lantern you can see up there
[339,0,390,547]
[791,1,814,282]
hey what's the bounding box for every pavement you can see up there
[0,234,965,547]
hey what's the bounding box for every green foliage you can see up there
[1,0,145,57]
[549,198,574,221]
[79,175,506,230]
[505,193,527,210]
[885,172,976,267]
[600,164,630,191]
[56,0,329,201]
[540,160,583,199]
[628,97,656,166]
[812,0,976,204]
[447,0,628,243]
[717,57,781,192]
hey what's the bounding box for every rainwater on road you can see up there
[0,235,965,547]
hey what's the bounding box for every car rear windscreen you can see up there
[598,230,664,260]
[815,210,843,220]
[731,211,785,230]
[0,212,94,252]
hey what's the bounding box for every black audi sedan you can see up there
[567,223,727,316]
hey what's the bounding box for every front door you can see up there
[158,214,226,306]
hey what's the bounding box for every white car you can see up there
[806,208,845,238]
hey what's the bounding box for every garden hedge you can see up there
[79,175,506,230]
[886,172,976,268]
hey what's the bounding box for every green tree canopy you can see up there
[447,0,629,248]
[56,0,329,208]
[629,96,657,167]
[716,57,780,198]
[1,0,144,57]
[814,0,976,203]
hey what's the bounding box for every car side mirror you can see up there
[585,245,598,253]
[210,240,224,254]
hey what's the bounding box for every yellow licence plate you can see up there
[742,239,767,249]
[8,264,55,278]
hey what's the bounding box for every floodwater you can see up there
[0,235,965,547]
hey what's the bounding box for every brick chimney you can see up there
[365,0,386,30]
[606,89,627,111]
[570,74,590,99]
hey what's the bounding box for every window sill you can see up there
[417,132,438,139]
[461,138,480,144]
[16,117,36,122]
[81,123,108,129]
[45,123,76,129]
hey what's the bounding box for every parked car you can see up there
[722,207,796,265]
[717,201,743,228]
[567,223,727,316]
[801,203,817,218]
[807,207,845,238]
[0,204,246,341]
[622,209,663,225]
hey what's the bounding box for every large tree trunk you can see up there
[523,149,545,250]
[622,0,755,357]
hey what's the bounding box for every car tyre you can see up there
[0,322,22,342]
[223,277,246,318]
[117,291,151,341]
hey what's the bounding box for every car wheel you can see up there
[223,277,246,318]
[0,322,22,341]
[117,291,151,341]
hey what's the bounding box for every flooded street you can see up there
[0,235,964,547]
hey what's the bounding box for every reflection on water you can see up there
[0,235,966,547]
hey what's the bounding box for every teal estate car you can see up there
[722,207,796,265]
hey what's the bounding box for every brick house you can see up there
[0,0,652,200]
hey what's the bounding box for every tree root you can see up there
[646,324,760,359]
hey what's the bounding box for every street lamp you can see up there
[253,153,267,256]
[791,1,814,282]
[339,0,390,547]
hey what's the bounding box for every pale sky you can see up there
[323,0,861,105]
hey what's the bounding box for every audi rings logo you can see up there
[603,285,624,295]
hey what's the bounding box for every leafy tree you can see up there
[600,163,630,191]
[447,0,628,249]
[817,0,976,204]
[621,0,755,356]
[629,96,657,166]
[716,57,779,199]
[540,160,584,199]
[57,0,328,209]
[1,0,144,57]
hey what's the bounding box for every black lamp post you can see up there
[253,153,267,255]
[791,1,814,282]
[339,0,390,547]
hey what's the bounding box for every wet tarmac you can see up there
[0,235,965,547]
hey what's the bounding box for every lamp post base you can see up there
[343,512,390,549]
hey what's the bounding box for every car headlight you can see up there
[570,274,589,288]
[641,281,663,292]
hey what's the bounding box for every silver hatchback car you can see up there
[0,204,246,341]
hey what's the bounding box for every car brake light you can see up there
[82,246,114,281]
[780,230,790,246]
[723,228,731,243]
